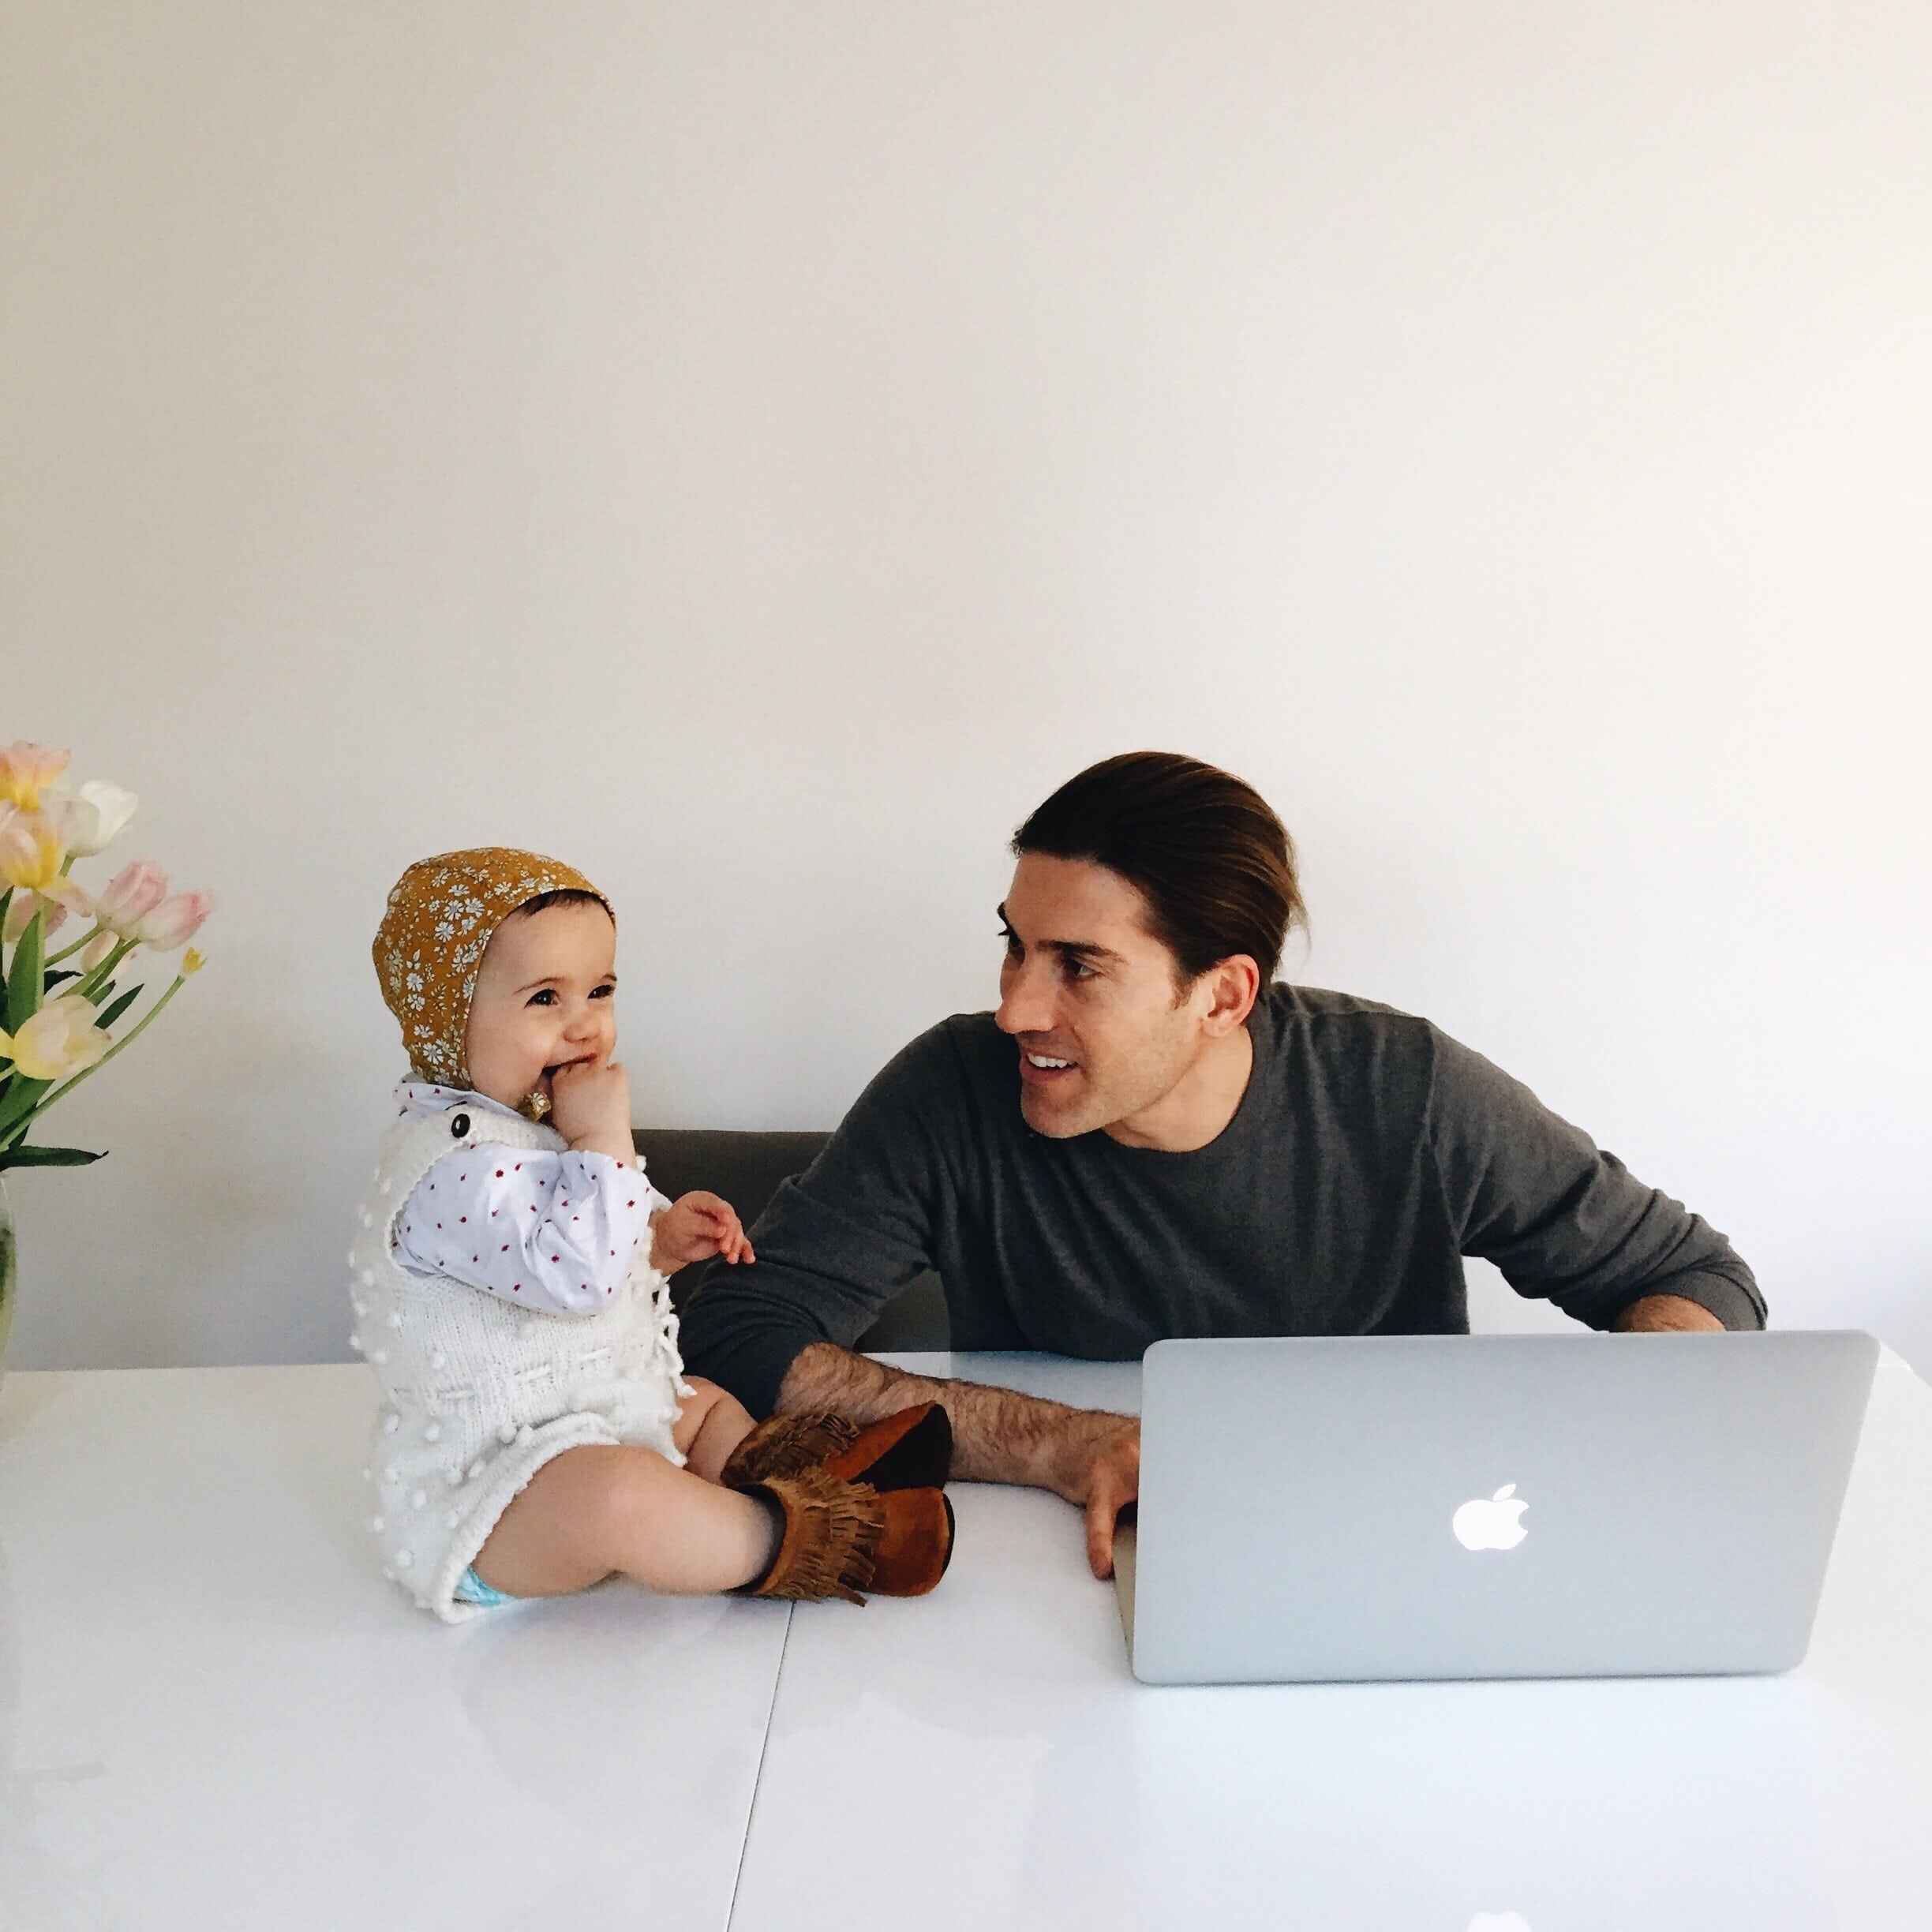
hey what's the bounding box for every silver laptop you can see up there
[1115,1331,1878,1685]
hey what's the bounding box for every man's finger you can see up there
[1084,1484,1119,1580]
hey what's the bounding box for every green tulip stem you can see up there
[72,938,137,1006]
[33,968,190,1123]
[43,924,103,968]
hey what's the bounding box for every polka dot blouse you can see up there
[389,1083,672,1316]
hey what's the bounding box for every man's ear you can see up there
[1198,955,1261,1035]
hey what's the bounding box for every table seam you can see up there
[724,1601,793,1932]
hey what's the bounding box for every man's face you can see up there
[996,852,1209,1141]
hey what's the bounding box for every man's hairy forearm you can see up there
[1611,1292,1726,1334]
[775,1342,1130,1502]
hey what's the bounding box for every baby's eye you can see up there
[526,989,557,1007]
[589,983,614,1000]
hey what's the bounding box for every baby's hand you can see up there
[549,1056,635,1166]
[650,1192,755,1274]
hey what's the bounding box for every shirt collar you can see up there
[393,1080,527,1126]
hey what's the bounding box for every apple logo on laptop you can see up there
[1452,1484,1528,1552]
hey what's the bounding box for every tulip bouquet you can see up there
[0,740,213,1172]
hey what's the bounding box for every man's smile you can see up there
[1019,1044,1080,1084]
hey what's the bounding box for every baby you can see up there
[355,848,953,1621]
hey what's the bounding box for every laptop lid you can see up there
[1123,1331,1878,1685]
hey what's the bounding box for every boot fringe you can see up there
[739,1468,882,1605]
[721,1412,865,1488]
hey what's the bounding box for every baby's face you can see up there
[463,900,618,1112]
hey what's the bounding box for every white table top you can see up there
[736,1349,1932,1932]
[0,1364,789,1932]
[2,1350,1927,1932]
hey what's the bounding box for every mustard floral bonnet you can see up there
[373,848,609,1090]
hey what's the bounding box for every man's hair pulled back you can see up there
[1013,751,1305,983]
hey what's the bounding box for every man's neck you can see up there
[1103,1023,1256,1152]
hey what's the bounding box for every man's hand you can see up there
[1053,1412,1140,1580]
[1612,1293,1725,1333]
[650,1192,754,1274]
[549,1056,635,1167]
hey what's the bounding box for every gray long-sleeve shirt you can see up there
[680,985,1765,1416]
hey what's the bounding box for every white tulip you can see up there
[47,780,138,857]
[0,994,110,1081]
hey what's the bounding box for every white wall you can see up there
[4,2,1926,1374]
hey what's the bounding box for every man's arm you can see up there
[1425,1028,1766,1331]
[678,1021,1139,1575]
[777,1342,1140,1580]
[1610,1294,1724,1333]
[678,1029,961,1416]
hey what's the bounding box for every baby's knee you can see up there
[581,1445,682,1546]
[675,1376,743,1443]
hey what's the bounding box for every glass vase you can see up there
[0,1178,15,1375]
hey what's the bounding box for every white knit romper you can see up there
[350,1103,690,1622]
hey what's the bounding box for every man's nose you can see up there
[995,959,1056,1036]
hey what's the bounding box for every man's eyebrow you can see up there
[1046,938,1123,967]
[994,907,1124,967]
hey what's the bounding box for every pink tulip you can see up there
[95,860,170,935]
[0,741,70,811]
[0,807,92,931]
[0,808,60,888]
[135,889,215,952]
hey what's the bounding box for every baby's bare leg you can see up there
[673,1376,758,1484]
[472,1444,777,1597]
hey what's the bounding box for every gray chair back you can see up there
[632,1127,949,1353]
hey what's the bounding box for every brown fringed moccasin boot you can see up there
[823,1403,953,1492]
[720,1412,861,1488]
[721,1403,953,1493]
[736,1467,955,1604]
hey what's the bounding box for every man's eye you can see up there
[1064,959,1096,981]
[999,926,1020,953]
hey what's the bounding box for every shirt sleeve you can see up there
[677,1028,953,1414]
[1423,1027,1766,1331]
[392,1145,670,1316]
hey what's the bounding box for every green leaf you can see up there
[95,985,143,1032]
[0,1075,52,1144]
[44,968,79,990]
[0,1143,106,1170]
[6,907,45,1033]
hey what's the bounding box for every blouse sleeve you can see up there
[391,1146,672,1316]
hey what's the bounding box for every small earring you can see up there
[523,1090,551,1121]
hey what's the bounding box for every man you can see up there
[680,752,1764,1579]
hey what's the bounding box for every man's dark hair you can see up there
[1012,751,1305,983]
